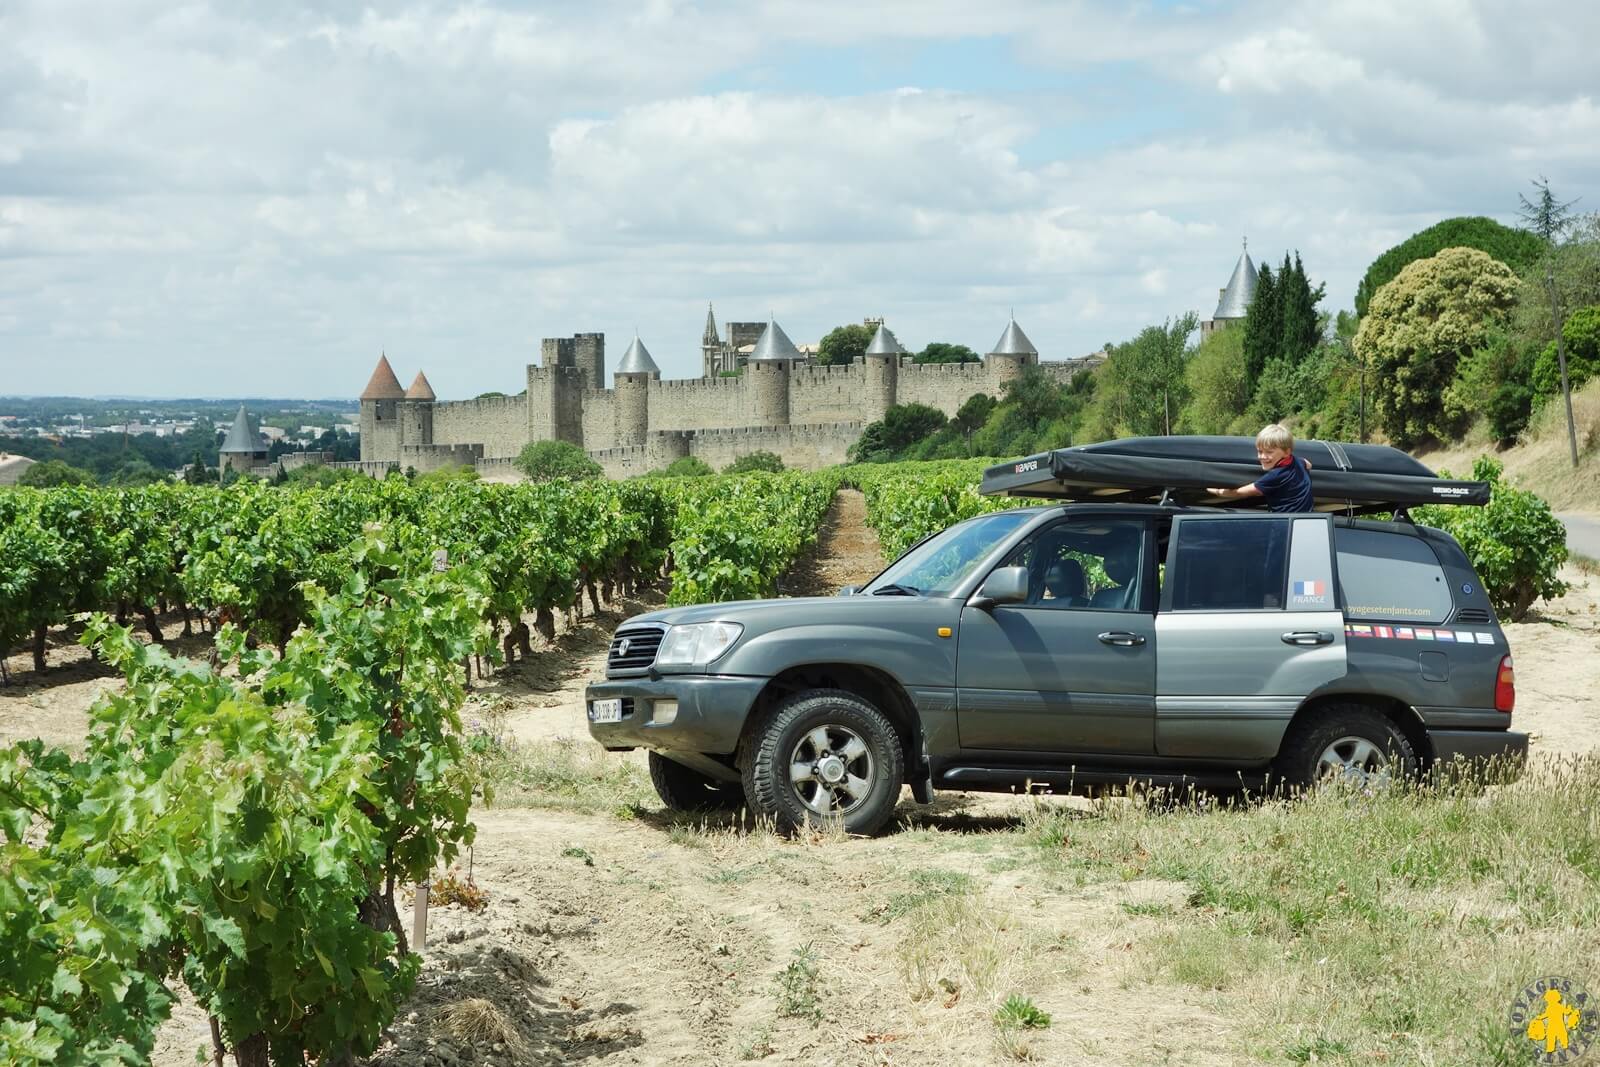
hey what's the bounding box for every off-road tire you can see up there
[1274,703,1417,791]
[648,751,745,813]
[742,689,904,836]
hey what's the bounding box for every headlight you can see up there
[655,622,743,668]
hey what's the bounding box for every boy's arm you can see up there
[1207,482,1264,498]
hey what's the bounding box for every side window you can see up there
[1001,519,1147,611]
[1170,519,1290,611]
[1335,527,1452,624]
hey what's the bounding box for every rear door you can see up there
[955,516,1156,754]
[1155,514,1346,758]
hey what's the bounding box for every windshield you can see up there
[863,510,1035,597]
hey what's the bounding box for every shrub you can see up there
[1530,304,1600,397]
[514,440,602,482]
[724,451,784,474]
[660,456,714,478]
[1415,456,1568,621]
[18,459,96,487]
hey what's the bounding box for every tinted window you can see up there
[1335,527,1452,624]
[1170,519,1290,611]
[1002,519,1147,611]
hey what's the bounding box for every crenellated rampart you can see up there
[433,394,528,459]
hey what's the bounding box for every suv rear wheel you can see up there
[743,689,904,835]
[648,751,745,813]
[1276,703,1417,790]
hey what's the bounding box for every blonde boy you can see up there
[1207,424,1314,512]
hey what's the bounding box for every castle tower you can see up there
[359,353,406,462]
[613,334,660,447]
[1201,238,1258,339]
[401,371,436,447]
[985,314,1039,392]
[747,317,801,427]
[574,332,605,388]
[702,303,724,378]
[218,405,269,475]
[863,323,904,422]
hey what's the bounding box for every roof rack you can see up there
[979,436,1490,517]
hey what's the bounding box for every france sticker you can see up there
[1292,579,1325,596]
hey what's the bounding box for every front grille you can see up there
[608,625,665,674]
[1454,608,1493,625]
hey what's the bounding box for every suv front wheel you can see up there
[1275,703,1417,790]
[743,689,904,835]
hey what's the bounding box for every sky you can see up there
[1,0,1597,399]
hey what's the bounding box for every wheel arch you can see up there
[1288,692,1433,767]
[738,663,923,773]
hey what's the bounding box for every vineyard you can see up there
[0,458,1576,1065]
[0,468,866,1066]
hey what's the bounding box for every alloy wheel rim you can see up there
[1315,735,1392,787]
[788,723,875,817]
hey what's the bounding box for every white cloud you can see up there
[0,0,1595,396]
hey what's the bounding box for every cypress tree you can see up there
[1242,263,1278,394]
[1279,252,1326,365]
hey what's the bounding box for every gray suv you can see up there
[586,503,1527,834]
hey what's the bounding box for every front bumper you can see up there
[584,674,768,754]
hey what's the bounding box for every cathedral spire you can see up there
[702,302,719,345]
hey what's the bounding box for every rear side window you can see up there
[1335,527,1452,624]
[1169,519,1290,611]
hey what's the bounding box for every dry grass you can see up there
[435,997,524,1053]
[1417,377,1600,510]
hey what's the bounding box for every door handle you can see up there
[1281,631,1335,646]
[1097,631,1147,647]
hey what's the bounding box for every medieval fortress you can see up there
[355,306,1106,478]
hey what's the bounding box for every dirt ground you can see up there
[4,487,1598,1065]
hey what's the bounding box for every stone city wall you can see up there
[789,362,873,424]
[893,359,995,416]
[277,451,337,472]
[578,388,618,451]
[331,460,398,478]
[433,394,529,460]
[687,423,862,472]
[646,376,751,432]
[402,443,483,474]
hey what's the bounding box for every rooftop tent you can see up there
[979,436,1490,514]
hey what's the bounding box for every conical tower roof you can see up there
[1213,243,1258,320]
[219,405,265,455]
[748,318,802,362]
[616,335,661,376]
[361,353,406,400]
[865,324,907,357]
[702,303,719,345]
[405,371,436,400]
[989,315,1038,357]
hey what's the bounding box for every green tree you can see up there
[816,324,874,366]
[951,392,996,444]
[514,440,602,482]
[1277,252,1327,366]
[1530,304,1600,396]
[1354,247,1520,447]
[1355,216,1546,317]
[18,460,97,487]
[1241,263,1278,394]
[185,451,217,485]
[659,455,714,478]
[1519,177,1585,466]
[915,342,981,364]
[108,460,165,487]
[724,451,785,474]
[1087,314,1198,438]
[1180,326,1249,434]
[849,403,948,462]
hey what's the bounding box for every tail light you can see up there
[1494,655,1515,713]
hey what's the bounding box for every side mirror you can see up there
[970,566,1029,611]
[836,585,859,597]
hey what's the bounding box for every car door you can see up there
[1155,513,1347,759]
[955,516,1156,754]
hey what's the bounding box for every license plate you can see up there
[590,698,623,724]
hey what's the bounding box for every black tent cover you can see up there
[979,436,1489,513]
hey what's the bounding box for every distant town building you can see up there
[1200,239,1258,340]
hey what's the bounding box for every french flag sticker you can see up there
[1293,580,1325,596]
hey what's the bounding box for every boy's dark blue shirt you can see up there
[1255,454,1314,512]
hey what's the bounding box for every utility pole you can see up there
[1545,257,1579,467]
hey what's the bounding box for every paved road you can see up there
[1557,513,1600,560]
